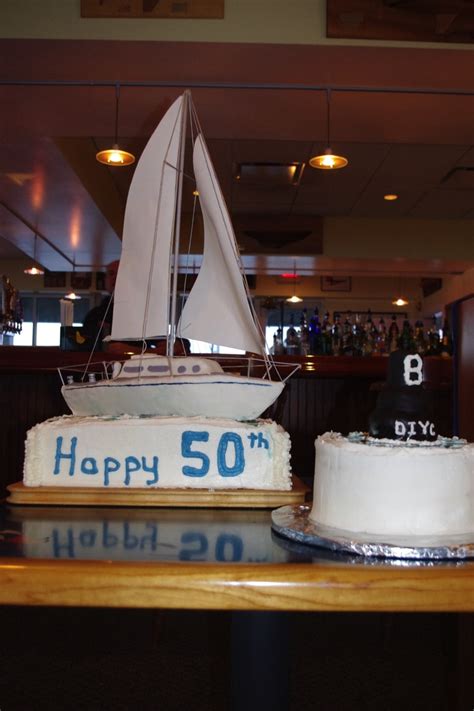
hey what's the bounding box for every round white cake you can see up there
[310,432,474,536]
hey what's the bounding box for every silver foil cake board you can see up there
[7,477,308,509]
[271,505,474,560]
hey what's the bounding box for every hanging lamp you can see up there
[286,262,303,303]
[309,89,348,170]
[392,275,409,307]
[65,257,82,300]
[24,234,45,275]
[96,83,135,166]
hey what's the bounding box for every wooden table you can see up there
[1,504,473,711]
[1,504,473,612]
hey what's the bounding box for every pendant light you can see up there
[309,89,348,170]
[24,234,45,275]
[392,275,409,307]
[65,257,82,300]
[96,83,135,166]
[286,262,303,303]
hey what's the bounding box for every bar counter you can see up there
[1,505,473,611]
[0,346,453,495]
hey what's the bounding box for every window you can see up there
[13,294,90,346]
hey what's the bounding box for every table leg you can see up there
[231,611,290,711]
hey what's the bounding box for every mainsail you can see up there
[178,134,265,355]
[111,95,184,341]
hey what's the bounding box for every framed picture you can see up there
[44,271,66,288]
[320,276,352,292]
[71,272,92,290]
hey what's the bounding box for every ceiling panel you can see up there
[0,38,473,277]
[408,188,474,219]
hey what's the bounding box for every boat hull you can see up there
[61,374,285,421]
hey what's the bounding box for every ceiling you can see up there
[0,38,473,278]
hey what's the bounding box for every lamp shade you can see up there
[96,85,135,167]
[309,147,348,170]
[310,89,348,171]
[96,144,135,166]
[24,234,45,275]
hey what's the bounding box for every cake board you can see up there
[271,504,474,560]
[7,477,308,509]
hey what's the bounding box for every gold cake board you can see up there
[6,477,308,509]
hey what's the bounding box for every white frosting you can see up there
[24,415,292,491]
[311,432,474,536]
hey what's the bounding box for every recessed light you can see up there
[384,194,398,201]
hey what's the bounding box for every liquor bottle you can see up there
[388,314,400,353]
[321,311,333,355]
[440,317,453,357]
[272,327,284,356]
[308,308,321,355]
[351,313,364,356]
[426,316,440,356]
[285,315,301,355]
[299,309,310,356]
[375,316,387,356]
[331,312,342,356]
[362,310,375,356]
[342,312,353,356]
[414,320,427,355]
[399,319,416,352]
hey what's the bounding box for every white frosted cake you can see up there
[24,415,292,490]
[311,432,474,536]
[310,350,474,538]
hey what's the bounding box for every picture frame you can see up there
[71,272,92,290]
[320,276,352,292]
[43,271,66,288]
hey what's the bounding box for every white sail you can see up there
[178,134,265,355]
[111,95,184,341]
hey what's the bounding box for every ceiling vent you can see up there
[441,166,474,189]
[234,162,305,186]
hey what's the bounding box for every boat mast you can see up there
[168,90,189,356]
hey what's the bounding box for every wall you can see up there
[255,274,424,320]
[424,265,474,314]
[0,0,473,49]
[324,218,474,260]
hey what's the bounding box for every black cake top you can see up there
[368,349,437,442]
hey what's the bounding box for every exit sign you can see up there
[81,0,224,19]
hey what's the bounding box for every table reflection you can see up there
[1,506,292,564]
[2,504,467,570]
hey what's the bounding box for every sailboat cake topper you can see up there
[60,91,299,420]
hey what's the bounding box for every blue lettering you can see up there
[79,530,97,547]
[123,523,139,549]
[247,432,269,449]
[140,523,158,551]
[182,431,210,477]
[52,528,75,558]
[54,436,77,476]
[142,456,159,485]
[124,456,141,486]
[215,533,243,562]
[104,457,120,486]
[81,457,99,475]
[179,531,208,560]
[102,522,118,548]
[247,432,258,449]
[217,432,245,477]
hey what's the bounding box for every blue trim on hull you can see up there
[65,379,275,391]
